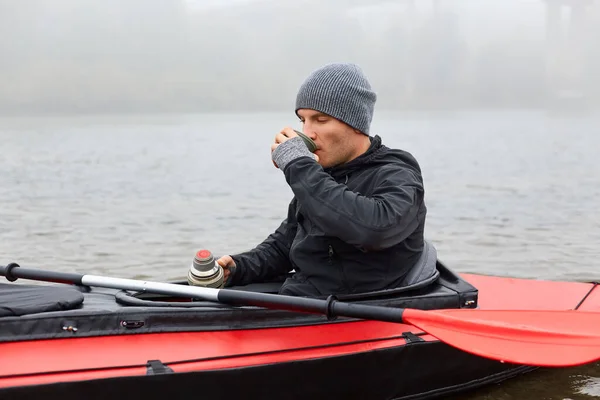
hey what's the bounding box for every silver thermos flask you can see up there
[187,249,225,289]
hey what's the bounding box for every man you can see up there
[217,62,427,297]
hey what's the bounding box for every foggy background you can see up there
[1,0,599,116]
[1,5,600,397]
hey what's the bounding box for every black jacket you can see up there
[227,135,427,296]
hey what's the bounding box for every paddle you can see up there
[2,262,600,368]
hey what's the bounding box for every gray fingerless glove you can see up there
[272,136,315,171]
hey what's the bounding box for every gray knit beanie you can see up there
[295,63,377,135]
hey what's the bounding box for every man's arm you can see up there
[226,200,298,286]
[283,157,424,251]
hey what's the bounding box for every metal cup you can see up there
[294,130,317,153]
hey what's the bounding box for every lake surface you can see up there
[1,110,599,398]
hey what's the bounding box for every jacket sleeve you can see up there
[226,200,298,286]
[282,157,423,251]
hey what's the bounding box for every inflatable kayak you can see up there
[1,241,599,400]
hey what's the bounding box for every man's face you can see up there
[296,109,361,169]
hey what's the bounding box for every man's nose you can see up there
[304,129,317,140]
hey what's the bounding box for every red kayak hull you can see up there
[0,273,597,399]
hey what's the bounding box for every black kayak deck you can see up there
[0,261,478,343]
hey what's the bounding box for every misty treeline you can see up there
[1,0,599,115]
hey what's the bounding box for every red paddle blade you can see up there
[403,308,600,367]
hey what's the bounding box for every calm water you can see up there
[1,110,599,398]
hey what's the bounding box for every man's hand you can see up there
[216,255,236,285]
[271,127,298,168]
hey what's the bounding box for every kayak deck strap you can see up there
[574,282,599,310]
[146,360,174,376]
[402,332,425,344]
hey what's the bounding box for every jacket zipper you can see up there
[328,245,334,265]
[328,244,350,291]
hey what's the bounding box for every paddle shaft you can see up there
[0,263,405,322]
[1,263,84,285]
